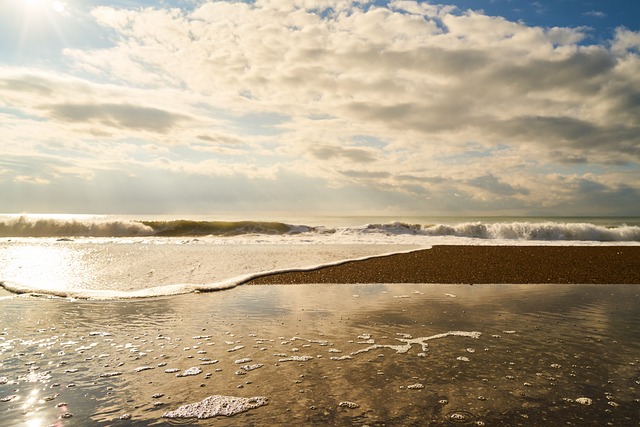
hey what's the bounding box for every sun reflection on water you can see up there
[26,417,44,427]
[0,244,87,293]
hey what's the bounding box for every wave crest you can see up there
[0,217,302,238]
[421,222,640,241]
[0,217,154,237]
[331,221,639,241]
[0,217,638,241]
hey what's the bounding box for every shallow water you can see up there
[0,241,416,297]
[1,283,639,426]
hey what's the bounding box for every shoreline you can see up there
[248,245,640,285]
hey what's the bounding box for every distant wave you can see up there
[366,221,640,241]
[0,217,639,241]
[141,220,299,237]
[0,217,303,238]
[0,217,154,237]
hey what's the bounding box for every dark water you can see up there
[1,283,639,426]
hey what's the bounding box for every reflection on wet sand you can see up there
[1,283,639,426]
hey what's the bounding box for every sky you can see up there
[1,0,639,217]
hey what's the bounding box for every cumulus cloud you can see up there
[72,2,638,145]
[612,27,640,53]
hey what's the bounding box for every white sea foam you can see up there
[176,367,202,377]
[99,372,122,378]
[162,395,268,419]
[278,355,313,362]
[352,331,482,356]
[406,383,425,390]
[240,364,264,371]
[338,401,360,409]
[575,397,593,405]
[420,221,640,242]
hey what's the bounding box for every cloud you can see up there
[14,175,50,185]
[584,11,606,19]
[2,1,639,214]
[41,103,189,133]
[309,144,378,163]
[340,170,391,179]
[466,174,530,197]
[1,77,54,95]
[612,27,640,53]
[569,178,640,215]
[74,3,637,142]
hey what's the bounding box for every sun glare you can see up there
[52,1,65,13]
[15,0,70,52]
[2,245,85,292]
[22,0,66,13]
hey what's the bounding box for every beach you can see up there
[2,0,639,420]
[249,245,640,285]
[1,217,640,426]
[1,243,639,425]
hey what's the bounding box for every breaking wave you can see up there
[0,217,154,237]
[0,217,638,241]
[417,221,639,242]
[353,221,640,241]
[0,217,300,238]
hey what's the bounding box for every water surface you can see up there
[1,283,638,426]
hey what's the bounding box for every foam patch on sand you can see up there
[162,395,268,419]
[351,331,481,355]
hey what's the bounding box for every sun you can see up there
[52,1,65,13]
[22,0,66,13]
[14,0,70,52]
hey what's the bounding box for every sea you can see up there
[1,214,639,426]
[1,214,639,299]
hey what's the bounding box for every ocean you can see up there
[1,214,639,299]
[1,214,639,426]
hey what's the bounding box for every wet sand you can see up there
[2,283,639,426]
[249,246,640,285]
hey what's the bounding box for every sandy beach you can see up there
[249,245,640,285]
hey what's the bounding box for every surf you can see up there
[1,216,639,241]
